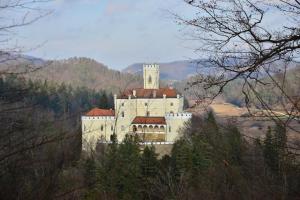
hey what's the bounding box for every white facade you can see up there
[82,64,192,151]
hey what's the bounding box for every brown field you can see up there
[207,102,300,152]
[153,102,300,156]
[209,103,247,116]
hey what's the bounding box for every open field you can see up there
[206,102,300,152]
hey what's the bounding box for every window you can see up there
[133,125,137,132]
[148,76,152,84]
[111,125,113,131]
[121,111,125,117]
[170,102,174,106]
[146,111,150,116]
[100,125,103,131]
[144,102,148,106]
[169,126,171,132]
[121,125,125,131]
[121,102,124,106]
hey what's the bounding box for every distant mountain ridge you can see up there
[123,60,208,81]
[123,59,300,81]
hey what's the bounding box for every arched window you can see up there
[111,125,113,131]
[138,125,143,132]
[149,125,154,130]
[170,102,174,106]
[121,111,124,117]
[148,76,152,84]
[133,125,137,132]
[160,126,165,132]
[143,125,147,131]
[100,125,104,131]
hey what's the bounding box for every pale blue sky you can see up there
[17,0,199,70]
[16,0,285,70]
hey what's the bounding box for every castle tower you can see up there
[143,64,159,89]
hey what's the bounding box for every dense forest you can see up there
[0,75,113,199]
[0,76,299,199]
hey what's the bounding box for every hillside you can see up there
[123,60,212,81]
[173,63,300,98]
[0,55,143,93]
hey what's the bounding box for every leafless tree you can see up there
[176,0,300,131]
[0,0,52,74]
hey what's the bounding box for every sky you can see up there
[17,0,198,70]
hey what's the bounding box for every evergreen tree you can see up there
[226,125,244,165]
[100,91,109,109]
[263,126,279,174]
[141,145,159,177]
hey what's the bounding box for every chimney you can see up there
[163,94,166,99]
[177,94,180,99]
[128,95,131,100]
[133,90,136,97]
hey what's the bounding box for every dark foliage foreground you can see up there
[79,113,300,200]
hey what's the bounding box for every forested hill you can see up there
[31,57,143,93]
[0,56,143,93]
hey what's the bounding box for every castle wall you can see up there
[114,97,137,141]
[114,95,186,142]
[165,113,192,142]
[135,97,184,116]
[81,116,115,151]
[119,96,184,117]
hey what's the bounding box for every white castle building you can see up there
[81,64,192,151]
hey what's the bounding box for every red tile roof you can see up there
[85,108,115,116]
[132,116,166,125]
[120,88,179,98]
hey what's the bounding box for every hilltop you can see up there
[0,55,143,93]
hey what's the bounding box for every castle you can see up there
[81,64,192,151]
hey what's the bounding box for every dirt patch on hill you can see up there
[209,103,247,116]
